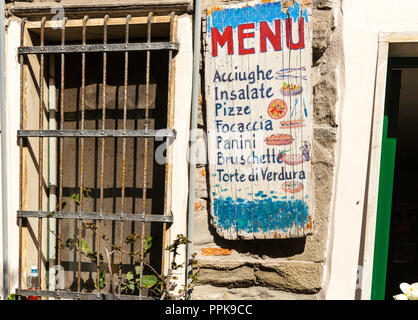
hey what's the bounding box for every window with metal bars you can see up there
[15,13,178,300]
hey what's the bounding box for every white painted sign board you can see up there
[205,0,313,240]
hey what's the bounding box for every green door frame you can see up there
[371,58,418,300]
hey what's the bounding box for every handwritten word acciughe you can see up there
[213,65,273,84]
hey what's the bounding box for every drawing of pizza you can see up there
[267,99,287,120]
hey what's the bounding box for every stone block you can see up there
[193,260,323,294]
[313,127,337,165]
[194,198,207,212]
[313,75,337,127]
[198,265,257,287]
[312,8,335,54]
[313,0,333,10]
[194,128,208,166]
[194,211,216,246]
[192,284,319,300]
[195,166,208,199]
[254,262,323,293]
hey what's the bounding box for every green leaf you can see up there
[135,265,142,275]
[87,252,96,262]
[7,294,16,300]
[125,233,140,244]
[126,272,134,281]
[95,270,106,289]
[100,271,106,289]
[55,202,67,211]
[83,187,91,198]
[70,193,80,205]
[128,283,135,291]
[142,275,158,288]
[144,236,152,255]
[88,252,104,264]
[81,240,90,254]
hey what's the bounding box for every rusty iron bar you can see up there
[37,16,47,292]
[18,18,27,290]
[16,289,155,300]
[97,13,109,297]
[144,13,152,134]
[57,17,67,298]
[139,12,153,298]
[77,15,89,293]
[17,210,173,223]
[17,129,175,138]
[18,42,179,55]
[118,14,131,296]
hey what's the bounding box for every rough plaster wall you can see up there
[192,0,342,300]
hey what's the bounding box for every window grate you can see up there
[17,13,177,300]
[18,42,179,54]
[17,129,176,138]
[15,289,154,300]
[17,211,173,223]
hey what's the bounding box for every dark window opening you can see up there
[16,14,177,300]
[385,62,418,300]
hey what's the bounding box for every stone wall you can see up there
[192,0,342,300]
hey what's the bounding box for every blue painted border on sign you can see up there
[213,196,309,234]
[207,1,310,36]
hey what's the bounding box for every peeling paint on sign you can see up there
[205,0,314,240]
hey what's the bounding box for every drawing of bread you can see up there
[265,133,294,146]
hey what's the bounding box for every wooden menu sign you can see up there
[204,0,313,240]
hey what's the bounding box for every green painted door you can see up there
[371,66,401,300]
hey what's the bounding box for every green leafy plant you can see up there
[70,188,91,206]
[49,190,199,299]
[120,265,160,295]
[7,293,16,300]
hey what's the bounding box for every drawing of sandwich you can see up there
[265,133,294,146]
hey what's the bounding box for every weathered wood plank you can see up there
[205,0,313,240]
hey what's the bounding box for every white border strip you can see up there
[360,32,418,300]
[167,14,193,293]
